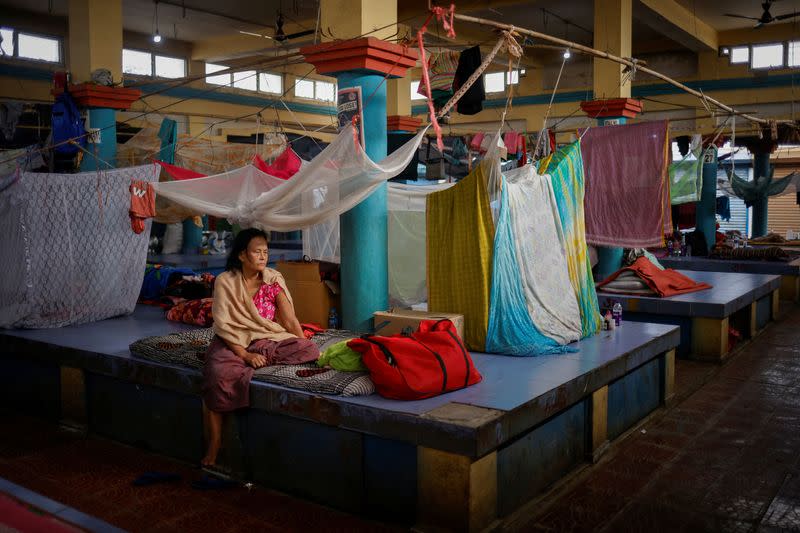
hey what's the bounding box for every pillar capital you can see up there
[53,83,141,110]
[387,115,422,132]
[580,98,643,121]
[300,37,418,78]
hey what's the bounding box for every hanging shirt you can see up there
[453,46,485,116]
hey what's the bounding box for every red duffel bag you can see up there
[347,319,482,400]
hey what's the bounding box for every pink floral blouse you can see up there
[252,282,283,321]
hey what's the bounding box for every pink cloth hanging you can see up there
[155,160,206,180]
[253,147,301,180]
[581,120,670,248]
[503,131,520,154]
[470,132,485,151]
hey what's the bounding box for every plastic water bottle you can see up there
[612,301,623,327]
[328,307,338,330]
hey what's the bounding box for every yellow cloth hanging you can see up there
[426,161,495,351]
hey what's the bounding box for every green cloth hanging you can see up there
[157,118,178,165]
[669,151,702,205]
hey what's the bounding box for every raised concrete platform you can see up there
[598,270,781,361]
[660,255,800,302]
[0,306,678,531]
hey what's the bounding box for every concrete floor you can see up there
[1,306,799,532]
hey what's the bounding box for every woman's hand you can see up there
[243,352,268,369]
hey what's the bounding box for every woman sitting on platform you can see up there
[202,228,319,466]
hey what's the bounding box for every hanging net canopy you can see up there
[718,167,800,205]
[118,122,288,175]
[151,124,429,232]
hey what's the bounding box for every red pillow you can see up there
[166,298,214,327]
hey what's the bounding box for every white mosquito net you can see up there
[118,122,288,175]
[152,124,429,232]
[387,181,454,307]
[0,165,159,328]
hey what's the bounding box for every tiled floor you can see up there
[2,306,800,532]
[0,414,400,532]
[507,304,800,532]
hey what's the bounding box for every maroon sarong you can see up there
[203,336,319,411]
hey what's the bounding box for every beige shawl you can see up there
[212,268,297,348]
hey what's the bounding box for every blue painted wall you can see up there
[243,409,365,513]
[0,357,61,421]
[497,399,588,516]
[85,373,204,462]
[607,358,661,440]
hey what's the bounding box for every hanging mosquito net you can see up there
[151,124,429,232]
[0,165,159,328]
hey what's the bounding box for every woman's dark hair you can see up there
[226,228,269,271]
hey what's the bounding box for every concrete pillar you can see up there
[68,0,123,83]
[302,2,416,332]
[751,151,771,238]
[588,0,633,279]
[387,77,411,117]
[696,146,718,251]
[68,0,127,171]
[592,0,632,100]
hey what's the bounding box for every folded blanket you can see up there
[597,257,711,297]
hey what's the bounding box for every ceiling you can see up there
[0,0,319,42]
[3,0,799,49]
[675,0,800,31]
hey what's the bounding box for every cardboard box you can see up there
[276,260,340,327]
[373,309,464,340]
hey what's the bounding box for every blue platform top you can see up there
[660,255,800,276]
[597,269,781,318]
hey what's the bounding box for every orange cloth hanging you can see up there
[597,257,712,297]
[129,179,156,234]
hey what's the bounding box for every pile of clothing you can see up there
[597,257,712,297]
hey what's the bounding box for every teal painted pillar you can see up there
[79,107,117,171]
[595,115,626,280]
[751,151,771,238]
[696,146,718,251]
[337,72,388,332]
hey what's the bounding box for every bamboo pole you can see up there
[452,12,795,127]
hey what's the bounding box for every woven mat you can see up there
[129,329,374,397]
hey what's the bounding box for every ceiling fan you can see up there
[725,1,800,28]
[239,10,315,43]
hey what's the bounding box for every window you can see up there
[0,28,61,63]
[751,43,784,69]
[484,72,505,93]
[294,79,335,101]
[0,28,13,56]
[123,49,152,76]
[154,55,185,78]
[205,63,230,85]
[259,72,282,94]
[316,80,335,102]
[506,69,525,85]
[730,45,749,64]
[410,81,426,100]
[17,32,60,62]
[295,79,315,99]
[233,70,257,90]
[789,41,800,67]
[124,50,186,78]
